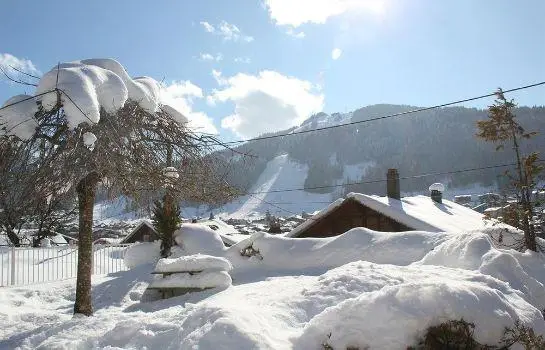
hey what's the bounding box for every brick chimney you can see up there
[429,183,445,203]
[386,168,400,199]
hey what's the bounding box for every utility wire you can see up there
[244,161,542,195]
[223,81,545,145]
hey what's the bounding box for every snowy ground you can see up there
[2,227,545,349]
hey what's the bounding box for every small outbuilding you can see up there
[120,220,160,244]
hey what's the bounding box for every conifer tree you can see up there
[152,194,181,258]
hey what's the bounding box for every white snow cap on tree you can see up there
[82,132,97,151]
[0,95,38,139]
[163,166,179,179]
[2,58,191,140]
[429,183,445,192]
[35,58,161,128]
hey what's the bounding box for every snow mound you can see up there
[124,241,160,268]
[174,224,227,256]
[231,228,449,270]
[296,267,545,349]
[149,270,232,289]
[0,95,38,139]
[4,231,545,349]
[154,255,232,273]
[417,231,545,307]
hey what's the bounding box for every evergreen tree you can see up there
[152,194,182,258]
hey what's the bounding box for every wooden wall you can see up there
[296,199,411,238]
[124,225,160,243]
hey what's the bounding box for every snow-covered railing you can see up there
[0,244,131,286]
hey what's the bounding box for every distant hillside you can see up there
[218,104,545,203]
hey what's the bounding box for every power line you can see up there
[244,161,533,195]
[223,81,545,145]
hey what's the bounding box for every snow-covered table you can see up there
[148,255,233,299]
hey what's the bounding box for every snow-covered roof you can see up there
[287,193,516,237]
[194,219,247,246]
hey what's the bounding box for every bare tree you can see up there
[476,89,543,251]
[0,134,72,246]
[8,91,236,315]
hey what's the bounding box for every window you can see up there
[143,234,150,242]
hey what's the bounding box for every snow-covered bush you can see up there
[173,224,226,256]
[124,241,161,268]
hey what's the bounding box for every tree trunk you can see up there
[160,146,174,258]
[512,131,537,252]
[74,172,100,316]
[6,227,20,247]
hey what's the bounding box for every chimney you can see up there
[386,168,400,199]
[429,183,445,203]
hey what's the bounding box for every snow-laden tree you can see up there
[0,59,235,315]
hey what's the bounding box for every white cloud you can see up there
[331,48,342,60]
[161,81,218,134]
[209,70,324,138]
[199,53,223,62]
[200,21,215,33]
[264,0,386,27]
[234,57,251,64]
[0,53,40,82]
[218,21,254,42]
[200,20,254,42]
[286,28,306,38]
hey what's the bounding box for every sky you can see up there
[1,0,544,141]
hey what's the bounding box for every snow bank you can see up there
[154,255,232,273]
[0,95,38,139]
[174,224,227,256]
[417,231,545,308]
[295,266,545,349]
[5,230,545,349]
[124,241,160,268]
[230,228,449,270]
[149,271,232,289]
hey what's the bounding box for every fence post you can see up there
[10,247,16,285]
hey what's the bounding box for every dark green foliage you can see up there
[152,194,181,258]
[409,319,487,350]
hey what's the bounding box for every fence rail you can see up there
[0,244,131,286]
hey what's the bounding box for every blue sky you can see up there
[1,0,544,140]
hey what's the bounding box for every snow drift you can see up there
[5,229,545,349]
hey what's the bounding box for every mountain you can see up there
[211,104,545,217]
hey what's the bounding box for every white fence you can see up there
[0,244,131,286]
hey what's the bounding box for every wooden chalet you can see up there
[120,221,160,243]
[287,169,516,239]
